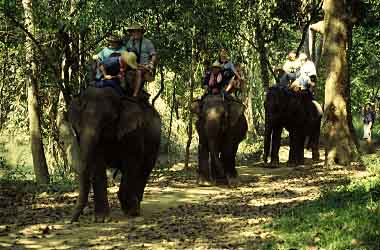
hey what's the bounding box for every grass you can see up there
[263,162,380,250]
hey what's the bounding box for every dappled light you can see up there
[1,0,380,249]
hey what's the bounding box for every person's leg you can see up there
[133,70,144,97]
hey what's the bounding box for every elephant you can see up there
[263,86,322,166]
[68,86,161,222]
[191,95,248,185]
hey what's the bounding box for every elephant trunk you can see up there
[71,125,100,222]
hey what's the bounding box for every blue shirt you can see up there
[95,47,126,79]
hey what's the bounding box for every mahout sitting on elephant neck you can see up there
[68,86,161,222]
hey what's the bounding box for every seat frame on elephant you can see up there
[192,95,248,186]
[263,86,322,166]
[68,86,161,222]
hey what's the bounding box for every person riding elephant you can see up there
[203,61,224,95]
[218,48,242,94]
[92,35,126,81]
[263,85,322,166]
[125,24,157,97]
[68,86,161,222]
[191,95,248,186]
[96,51,139,96]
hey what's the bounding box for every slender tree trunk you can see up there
[23,0,50,184]
[256,30,270,91]
[184,33,196,169]
[167,75,177,155]
[322,0,359,166]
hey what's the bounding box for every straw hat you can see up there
[126,24,146,33]
[211,61,222,68]
[107,35,122,43]
[298,53,308,61]
[121,52,138,69]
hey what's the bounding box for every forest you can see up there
[0,0,379,249]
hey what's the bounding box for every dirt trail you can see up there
[0,147,368,250]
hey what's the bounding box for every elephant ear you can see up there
[117,101,144,140]
[68,97,83,133]
[190,100,201,115]
[228,101,245,127]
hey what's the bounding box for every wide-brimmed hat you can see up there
[121,51,138,69]
[211,61,222,68]
[298,53,308,60]
[126,24,146,33]
[107,35,122,43]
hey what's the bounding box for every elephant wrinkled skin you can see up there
[68,87,161,222]
[191,95,248,185]
[263,86,322,166]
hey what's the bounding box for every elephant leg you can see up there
[310,125,321,162]
[71,164,91,222]
[263,116,272,164]
[288,132,296,165]
[92,160,110,222]
[295,134,306,165]
[222,142,239,186]
[209,140,225,183]
[118,169,128,213]
[198,142,212,185]
[270,127,282,165]
[119,154,143,217]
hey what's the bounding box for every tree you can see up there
[322,0,360,166]
[22,0,50,184]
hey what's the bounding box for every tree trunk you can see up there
[184,33,196,169]
[256,30,270,91]
[23,0,50,184]
[322,0,359,166]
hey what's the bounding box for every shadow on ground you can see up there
[0,147,371,250]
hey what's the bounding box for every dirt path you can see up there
[0,147,369,250]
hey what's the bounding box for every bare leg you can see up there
[133,70,143,97]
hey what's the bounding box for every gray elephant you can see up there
[263,86,322,166]
[68,87,161,222]
[191,95,248,185]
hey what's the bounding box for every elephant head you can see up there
[191,95,245,134]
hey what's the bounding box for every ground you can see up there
[0,146,375,250]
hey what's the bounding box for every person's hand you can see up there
[92,54,99,61]
[104,75,112,80]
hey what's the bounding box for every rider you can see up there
[125,24,157,97]
[96,51,138,96]
[282,51,300,83]
[290,53,317,92]
[93,35,126,81]
[203,61,224,95]
[218,48,242,94]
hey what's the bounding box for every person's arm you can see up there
[99,64,112,80]
[146,39,157,68]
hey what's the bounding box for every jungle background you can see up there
[0,0,380,249]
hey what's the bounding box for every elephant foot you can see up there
[125,205,141,217]
[70,205,86,223]
[268,160,280,168]
[287,162,296,167]
[226,175,240,187]
[94,212,110,223]
[215,177,228,186]
[312,151,320,162]
[197,176,213,187]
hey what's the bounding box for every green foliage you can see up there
[266,177,380,250]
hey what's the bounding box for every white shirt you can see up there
[300,60,317,77]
